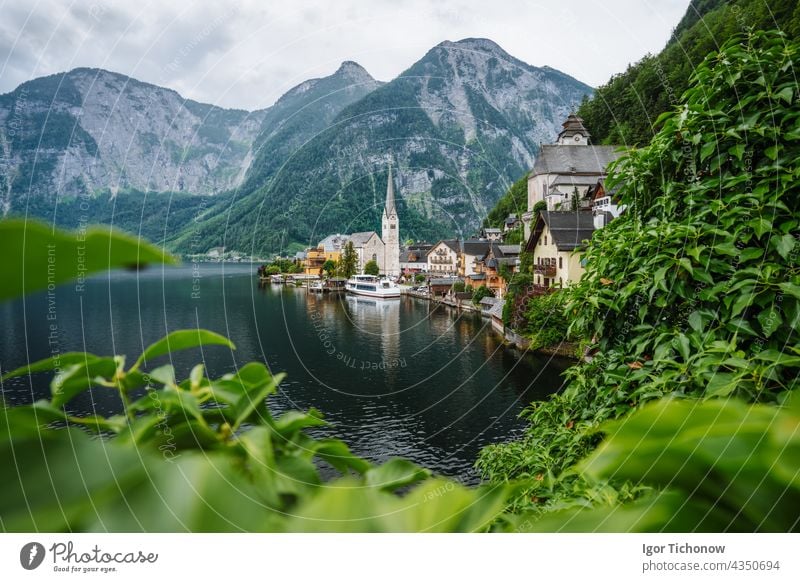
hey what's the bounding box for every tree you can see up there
[471,285,494,305]
[338,241,358,278]
[414,273,426,284]
[363,260,380,276]
[452,280,466,293]
[322,259,336,277]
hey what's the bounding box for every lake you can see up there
[0,263,570,482]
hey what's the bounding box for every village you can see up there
[257,114,623,348]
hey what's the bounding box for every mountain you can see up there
[0,63,381,246]
[1,39,592,255]
[178,38,592,255]
[0,68,265,210]
[578,0,800,145]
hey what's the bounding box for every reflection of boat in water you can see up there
[270,274,285,284]
[345,275,401,298]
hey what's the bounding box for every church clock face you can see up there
[574,135,581,142]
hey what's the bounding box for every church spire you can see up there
[384,164,396,216]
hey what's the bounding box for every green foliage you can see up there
[338,241,358,278]
[322,259,337,276]
[524,397,800,532]
[484,174,527,228]
[523,291,569,349]
[471,285,494,305]
[452,280,466,293]
[0,219,175,301]
[578,0,800,145]
[479,30,800,522]
[414,273,426,284]
[364,259,380,276]
[570,30,800,403]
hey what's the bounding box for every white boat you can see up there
[345,275,401,298]
[309,281,324,292]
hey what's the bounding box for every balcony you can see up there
[429,257,453,264]
[534,264,556,277]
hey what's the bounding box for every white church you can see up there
[326,166,401,277]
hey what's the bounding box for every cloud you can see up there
[0,0,691,110]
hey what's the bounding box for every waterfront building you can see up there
[526,211,594,289]
[426,240,460,276]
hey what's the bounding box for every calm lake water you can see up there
[0,263,570,482]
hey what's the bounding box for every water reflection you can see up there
[0,265,571,482]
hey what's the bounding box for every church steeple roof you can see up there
[557,113,590,142]
[384,164,396,216]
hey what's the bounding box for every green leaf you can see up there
[779,282,800,301]
[51,358,118,408]
[133,329,235,369]
[2,352,101,381]
[775,234,796,260]
[232,372,285,430]
[364,458,431,492]
[0,219,176,302]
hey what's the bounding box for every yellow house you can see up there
[304,247,341,275]
[525,211,594,288]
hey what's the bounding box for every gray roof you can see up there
[480,296,499,306]
[384,165,396,217]
[497,244,521,256]
[488,300,505,319]
[428,277,462,285]
[462,240,493,256]
[429,239,460,255]
[528,211,595,251]
[400,250,426,263]
[532,144,622,176]
[550,174,603,187]
[318,233,349,252]
[349,231,379,247]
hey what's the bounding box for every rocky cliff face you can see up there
[0,68,265,211]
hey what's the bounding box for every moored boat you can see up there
[345,275,401,298]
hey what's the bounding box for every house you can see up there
[206,246,225,259]
[526,210,595,289]
[587,179,624,229]
[460,240,493,278]
[480,227,503,242]
[349,231,385,274]
[426,240,460,276]
[522,114,622,239]
[303,244,341,276]
[468,243,521,298]
[399,245,430,275]
[428,277,462,298]
[504,214,520,232]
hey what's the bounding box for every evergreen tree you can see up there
[338,241,358,278]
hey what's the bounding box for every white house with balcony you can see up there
[426,240,460,276]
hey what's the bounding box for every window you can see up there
[372,253,377,262]
[545,236,548,245]
[390,224,396,229]
[559,257,563,269]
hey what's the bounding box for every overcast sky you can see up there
[0,0,692,111]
